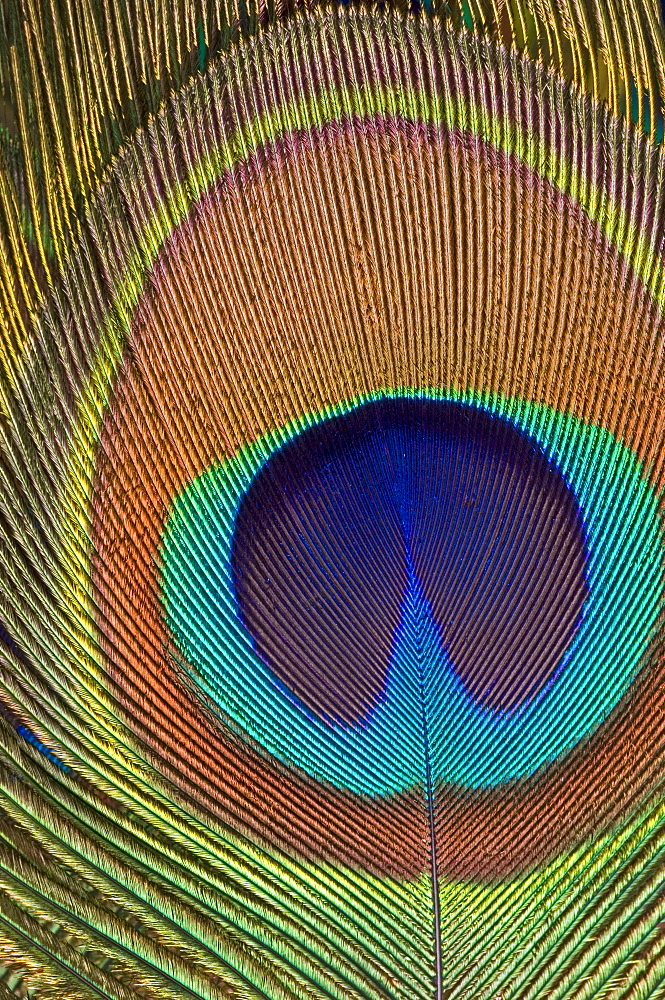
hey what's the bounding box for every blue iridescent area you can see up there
[231,399,588,723]
[160,394,663,795]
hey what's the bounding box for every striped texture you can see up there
[1,4,665,1000]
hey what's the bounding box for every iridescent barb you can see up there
[1,4,665,1000]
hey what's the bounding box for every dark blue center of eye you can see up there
[231,398,588,726]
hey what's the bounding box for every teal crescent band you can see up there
[160,393,663,798]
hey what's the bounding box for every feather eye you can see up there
[1,4,665,999]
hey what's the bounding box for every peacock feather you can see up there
[1,1,665,997]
